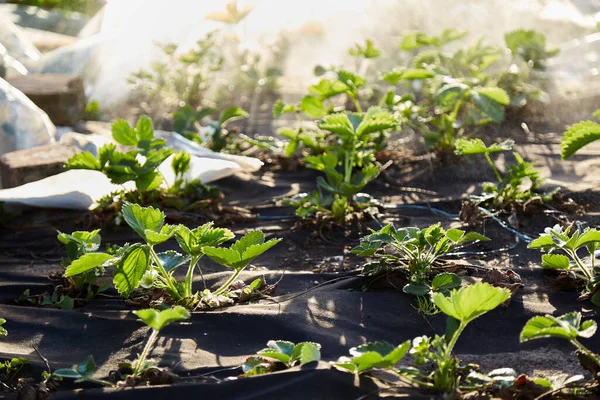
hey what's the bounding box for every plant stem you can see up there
[572,339,600,368]
[569,250,593,281]
[350,94,362,113]
[133,329,159,377]
[184,256,201,298]
[149,246,182,300]
[445,322,467,358]
[484,153,502,182]
[213,268,243,296]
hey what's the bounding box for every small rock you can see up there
[0,143,80,188]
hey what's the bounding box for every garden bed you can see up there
[1,140,600,399]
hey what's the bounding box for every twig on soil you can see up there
[33,346,51,374]
[271,273,360,305]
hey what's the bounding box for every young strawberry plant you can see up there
[334,283,512,394]
[62,203,280,308]
[172,105,248,152]
[242,340,321,376]
[454,138,548,214]
[54,307,190,387]
[351,223,488,313]
[521,312,600,393]
[65,116,222,222]
[283,108,398,223]
[528,224,600,305]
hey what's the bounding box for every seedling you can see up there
[284,108,398,223]
[129,307,190,378]
[63,203,280,308]
[0,357,32,388]
[334,283,511,393]
[455,138,546,212]
[521,312,600,371]
[352,223,488,311]
[172,105,248,152]
[242,340,321,377]
[54,356,112,387]
[528,224,600,305]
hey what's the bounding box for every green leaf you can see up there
[527,234,555,250]
[575,229,600,249]
[455,138,514,155]
[136,116,154,141]
[317,113,355,137]
[0,318,6,336]
[289,342,322,366]
[232,231,265,254]
[64,152,101,170]
[300,96,327,119]
[349,39,381,59]
[432,282,510,324]
[145,224,176,246]
[382,68,434,84]
[341,341,410,374]
[122,203,165,242]
[472,90,506,122]
[77,355,96,377]
[112,120,137,146]
[65,253,114,277]
[201,247,242,268]
[241,239,281,264]
[403,283,430,296]
[113,245,150,297]
[135,171,163,193]
[175,223,234,256]
[520,312,597,342]
[157,251,188,272]
[133,306,190,331]
[258,350,290,364]
[265,340,295,357]
[219,107,248,127]
[541,254,571,270]
[475,87,510,106]
[53,368,83,379]
[356,107,398,137]
[561,121,600,160]
[431,273,461,291]
[272,100,297,118]
[309,79,349,99]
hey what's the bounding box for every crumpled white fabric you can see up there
[0,153,242,210]
[0,16,40,65]
[0,77,55,156]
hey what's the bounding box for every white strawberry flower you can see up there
[198,125,217,143]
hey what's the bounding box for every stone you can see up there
[7,73,86,126]
[0,143,80,188]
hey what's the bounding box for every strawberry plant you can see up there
[283,108,398,223]
[0,318,6,336]
[454,138,548,213]
[54,307,190,387]
[62,203,280,308]
[352,223,488,312]
[334,283,512,393]
[528,224,600,305]
[172,105,248,152]
[521,312,600,384]
[242,341,321,376]
[65,116,222,221]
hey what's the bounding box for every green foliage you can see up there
[54,356,112,386]
[134,306,190,332]
[455,139,544,211]
[84,100,101,121]
[505,29,559,71]
[284,108,398,223]
[7,0,104,14]
[242,340,321,376]
[0,357,31,385]
[401,29,468,50]
[334,283,511,394]
[0,318,6,336]
[352,223,488,307]
[561,121,600,160]
[173,105,248,152]
[528,224,600,302]
[62,204,278,308]
[520,312,600,370]
[349,39,381,59]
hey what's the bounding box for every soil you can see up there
[1,139,600,399]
